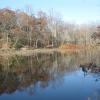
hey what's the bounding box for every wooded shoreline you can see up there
[0,8,100,51]
[0,46,100,57]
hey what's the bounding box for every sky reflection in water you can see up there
[0,50,100,100]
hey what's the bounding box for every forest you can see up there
[0,8,100,50]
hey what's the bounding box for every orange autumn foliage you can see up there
[59,44,84,49]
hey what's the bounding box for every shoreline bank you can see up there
[0,47,100,57]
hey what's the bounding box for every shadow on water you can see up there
[0,50,100,100]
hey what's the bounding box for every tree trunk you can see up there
[35,39,38,48]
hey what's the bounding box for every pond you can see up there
[0,50,100,100]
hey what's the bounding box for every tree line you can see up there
[0,8,99,49]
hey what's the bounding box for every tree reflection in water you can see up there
[0,50,100,96]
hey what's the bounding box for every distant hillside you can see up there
[0,8,99,49]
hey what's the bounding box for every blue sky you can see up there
[0,0,100,24]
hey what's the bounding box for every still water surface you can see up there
[0,50,100,100]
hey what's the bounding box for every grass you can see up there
[0,45,100,57]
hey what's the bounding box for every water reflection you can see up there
[0,52,77,94]
[0,50,100,100]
